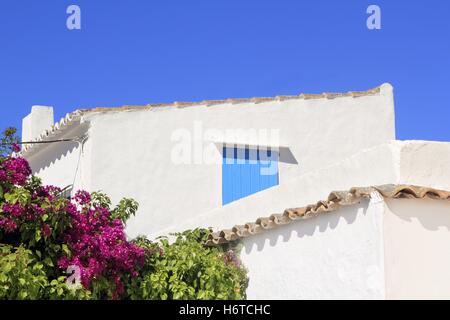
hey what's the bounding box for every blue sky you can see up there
[0,1,449,141]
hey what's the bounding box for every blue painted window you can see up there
[222,146,279,205]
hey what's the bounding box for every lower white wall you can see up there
[219,195,450,300]
[240,198,386,300]
[384,198,450,299]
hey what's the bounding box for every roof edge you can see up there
[205,184,450,246]
[20,83,390,157]
[79,83,388,114]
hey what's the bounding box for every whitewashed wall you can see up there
[159,140,450,237]
[156,141,399,237]
[27,124,91,194]
[239,196,450,300]
[22,86,450,300]
[240,198,386,300]
[384,198,450,299]
[81,84,395,238]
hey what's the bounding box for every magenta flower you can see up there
[2,203,25,218]
[0,218,18,233]
[42,223,52,238]
[73,190,91,206]
[11,143,21,153]
[56,192,145,298]
[0,155,145,299]
[1,156,31,186]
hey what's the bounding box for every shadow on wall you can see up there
[385,198,450,232]
[30,141,79,173]
[243,200,369,254]
[215,144,299,165]
[27,124,89,174]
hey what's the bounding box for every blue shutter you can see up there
[222,146,279,205]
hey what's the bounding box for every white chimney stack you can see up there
[22,106,54,142]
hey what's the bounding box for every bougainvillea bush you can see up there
[0,128,248,300]
[128,229,248,300]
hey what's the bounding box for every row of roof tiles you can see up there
[205,185,450,246]
[21,85,383,156]
[80,86,381,113]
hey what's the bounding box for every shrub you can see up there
[128,229,248,300]
[0,245,90,300]
[0,128,248,300]
[0,245,47,299]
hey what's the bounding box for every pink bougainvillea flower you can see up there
[1,156,31,186]
[2,203,25,218]
[73,190,91,206]
[0,218,18,233]
[11,143,21,153]
[0,155,145,299]
[42,223,52,238]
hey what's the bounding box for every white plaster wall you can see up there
[25,124,91,195]
[175,140,450,238]
[82,84,395,238]
[22,106,54,143]
[157,141,400,237]
[383,198,450,299]
[240,198,386,300]
[397,140,450,191]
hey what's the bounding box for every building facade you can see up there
[20,83,450,299]
[21,84,395,239]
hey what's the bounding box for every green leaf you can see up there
[4,192,14,204]
[35,230,41,242]
[62,244,70,256]
[44,257,54,267]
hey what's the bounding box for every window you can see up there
[222,146,279,205]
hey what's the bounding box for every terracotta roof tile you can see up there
[79,85,383,114]
[21,84,384,156]
[205,185,450,246]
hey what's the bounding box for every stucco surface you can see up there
[80,85,395,238]
[153,141,399,237]
[398,140,450,191]
[384,198,450,299]
[240,199,385,299]
[21,84,450,300]
[27,123,90,193]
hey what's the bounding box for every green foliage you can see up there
[0,245,90,300]
[0,245,47,299]
[0,127,19,159]
[91,191,139,224]
[46,276,91,300]
[111,197,139,223]
[128,229,249,300]
[1,184,73,271]
[0,128,248,300]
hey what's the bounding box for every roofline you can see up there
[20,111,83,156]
[205,184,450,246]
[79,84,387,114]
[20,83,390,157]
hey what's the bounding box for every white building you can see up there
[20,83,450,299]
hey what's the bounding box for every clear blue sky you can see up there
[0,1,449,141]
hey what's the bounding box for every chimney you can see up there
[22,106,54,142]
